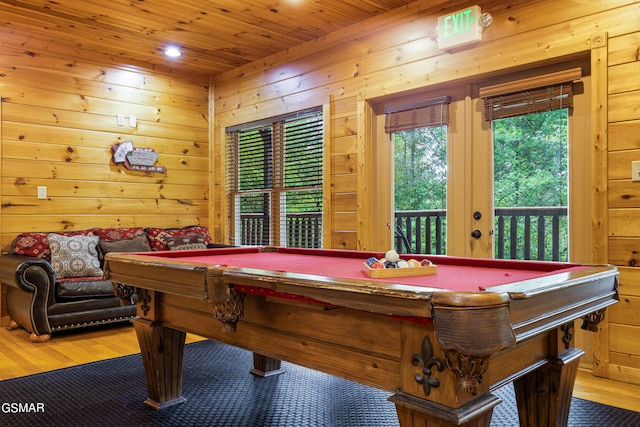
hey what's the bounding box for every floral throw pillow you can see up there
[48,233,103,279]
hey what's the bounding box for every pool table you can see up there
[104,247,619,427]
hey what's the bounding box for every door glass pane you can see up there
[493,109,569,261]
[394,126,447,254]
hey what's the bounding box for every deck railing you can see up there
[494,207,567,261]
[285,212,322,248]
[395,207,568,261]
[395,210,446,255]
[240,213,268,246]
[240,207,568,261]
[239,212,322,248]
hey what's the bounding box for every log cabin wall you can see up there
[0,27,210,324]
[0,38,211,244]
[607,29,640,385]
[212,0,640,383]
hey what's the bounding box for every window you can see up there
[385,96,450,254]
[480,68,580,261]
[226,109,323,248]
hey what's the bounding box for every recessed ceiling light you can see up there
[164,46,182,58]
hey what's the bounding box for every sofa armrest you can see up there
[0,254,56,293]
[0,254,56,337]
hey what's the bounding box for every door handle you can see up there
[471,229,482,239]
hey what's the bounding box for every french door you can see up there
[373,64,591,262]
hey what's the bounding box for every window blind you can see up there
[226,109,323,248]
[384,96,450,133]
[480,68,582,121]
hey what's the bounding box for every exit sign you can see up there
[437,5,483,50]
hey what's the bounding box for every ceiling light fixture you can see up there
[164,46,182,58]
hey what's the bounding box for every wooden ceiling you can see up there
[0,0,415,76]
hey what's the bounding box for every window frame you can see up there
[226,108,324,248]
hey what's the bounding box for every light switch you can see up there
[633,161,640,182]
[37,186,47,199]
[117,114,125,126]
[129,115,137,128]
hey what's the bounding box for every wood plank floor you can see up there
[1,324,639,413]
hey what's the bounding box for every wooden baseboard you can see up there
[608,364,640,386]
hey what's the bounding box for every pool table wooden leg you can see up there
[250,353,286,377]
[133,318,187,409]
[513,347,584,427]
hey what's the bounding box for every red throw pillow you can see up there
[145,226,212,251]
[91,227,146,242]
[12,230,94,261]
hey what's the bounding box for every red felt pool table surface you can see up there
[137,246,589,292]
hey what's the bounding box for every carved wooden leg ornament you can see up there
[213,289,246,332]
[431,292,516,395]
[138,288,152,316]
[441,349,491,395]
[580,308,607,332]
[411,335,444,396]
[111,282,136,305]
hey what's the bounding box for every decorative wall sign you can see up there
[111,141,167,173]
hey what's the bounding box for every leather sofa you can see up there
[0,225,213,342]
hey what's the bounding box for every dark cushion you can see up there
[56,278,117,299]
[98,233,151,256]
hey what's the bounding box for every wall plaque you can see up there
[112,141,167,173]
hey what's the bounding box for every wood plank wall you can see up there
[212,0,640,383]
[0,27,210,323]
[606,30,640,385]
[0,30,210,249]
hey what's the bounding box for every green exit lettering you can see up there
[442,9,475,38]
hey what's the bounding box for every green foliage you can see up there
[493,109,569,261]
[493,110,568,208]
[394,126,447,210]
[394,126,448,254]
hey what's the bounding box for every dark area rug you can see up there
[0,340,638,427]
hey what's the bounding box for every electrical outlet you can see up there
[129,115,137,128]
[633,161,640,182]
